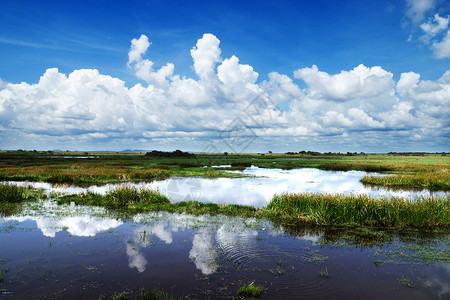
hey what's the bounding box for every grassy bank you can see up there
[265,193,449,228]
[55,186,449,229]
[57,186,259,218]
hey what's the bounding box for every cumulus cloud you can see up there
[0,33,449,152]
[127,34,174,86]
[190,33,222,81]
[293,64,395,101]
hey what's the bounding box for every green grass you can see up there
[0,152,448,189]
[141,287,183,300]
[237,281,263,299]
[361,170,450,190]
[57,186,259,217]
[0,184,25,203]
[265,193,450,228]
[109,288,183,300]
[56,187,449,229]
[0,183,43,216]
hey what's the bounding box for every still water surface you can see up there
[1,167,448,298]
[1,201,449,299]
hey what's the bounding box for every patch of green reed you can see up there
[0,184,25,203]
[265,193,449,228]
[0,183,45,216]
[361,171,450,190]
[237,281,263,299]
[58,187,259,217]
[106,186,170,209]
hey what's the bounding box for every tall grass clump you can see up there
[361,171,450,190]
[105,186,170,209]
[238,281,264,299]
[0,183,25,203]
[265,193,450,228]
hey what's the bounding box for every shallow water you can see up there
[5,166,447,208]
[0,201,449,299]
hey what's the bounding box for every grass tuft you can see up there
[237,281,263,299]
[141,287,183,300]
[0,183,25,203]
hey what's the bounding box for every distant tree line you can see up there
[284,151,364,156]
[144,149,196,158]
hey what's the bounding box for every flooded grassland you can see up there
[0,154,449,299]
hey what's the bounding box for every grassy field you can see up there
[0,151,448,190]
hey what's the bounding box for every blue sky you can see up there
[0,0,449,152]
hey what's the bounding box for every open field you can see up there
[0,151,448,190]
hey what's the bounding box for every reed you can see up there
[265,193,449,228]
[105,186,170,209]
[361,170,450,190]
[0,183,25,203]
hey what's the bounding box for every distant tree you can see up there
[224,152,228,156]
[268,151,272,154]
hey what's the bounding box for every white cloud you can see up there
[293,64,395,101]
[0,33,448,152]
[416,13,450,58]
[432,28,450,58]
[190,33,222,81]
[127,34,174,86]
[128,34,151,65]
[420,14,449,38]
[405,0,437,25]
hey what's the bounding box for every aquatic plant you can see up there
[141,287,183,300]
[237,281,263,298]
[319,267,329,278]
[265,193,450,228]
[397,276,415,288]
[105,186,170,209]
[0,183,25,203]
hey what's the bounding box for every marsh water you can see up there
[5,167,448,208]
[1,167,449,299]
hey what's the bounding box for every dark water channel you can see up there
[1,203,449,299]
